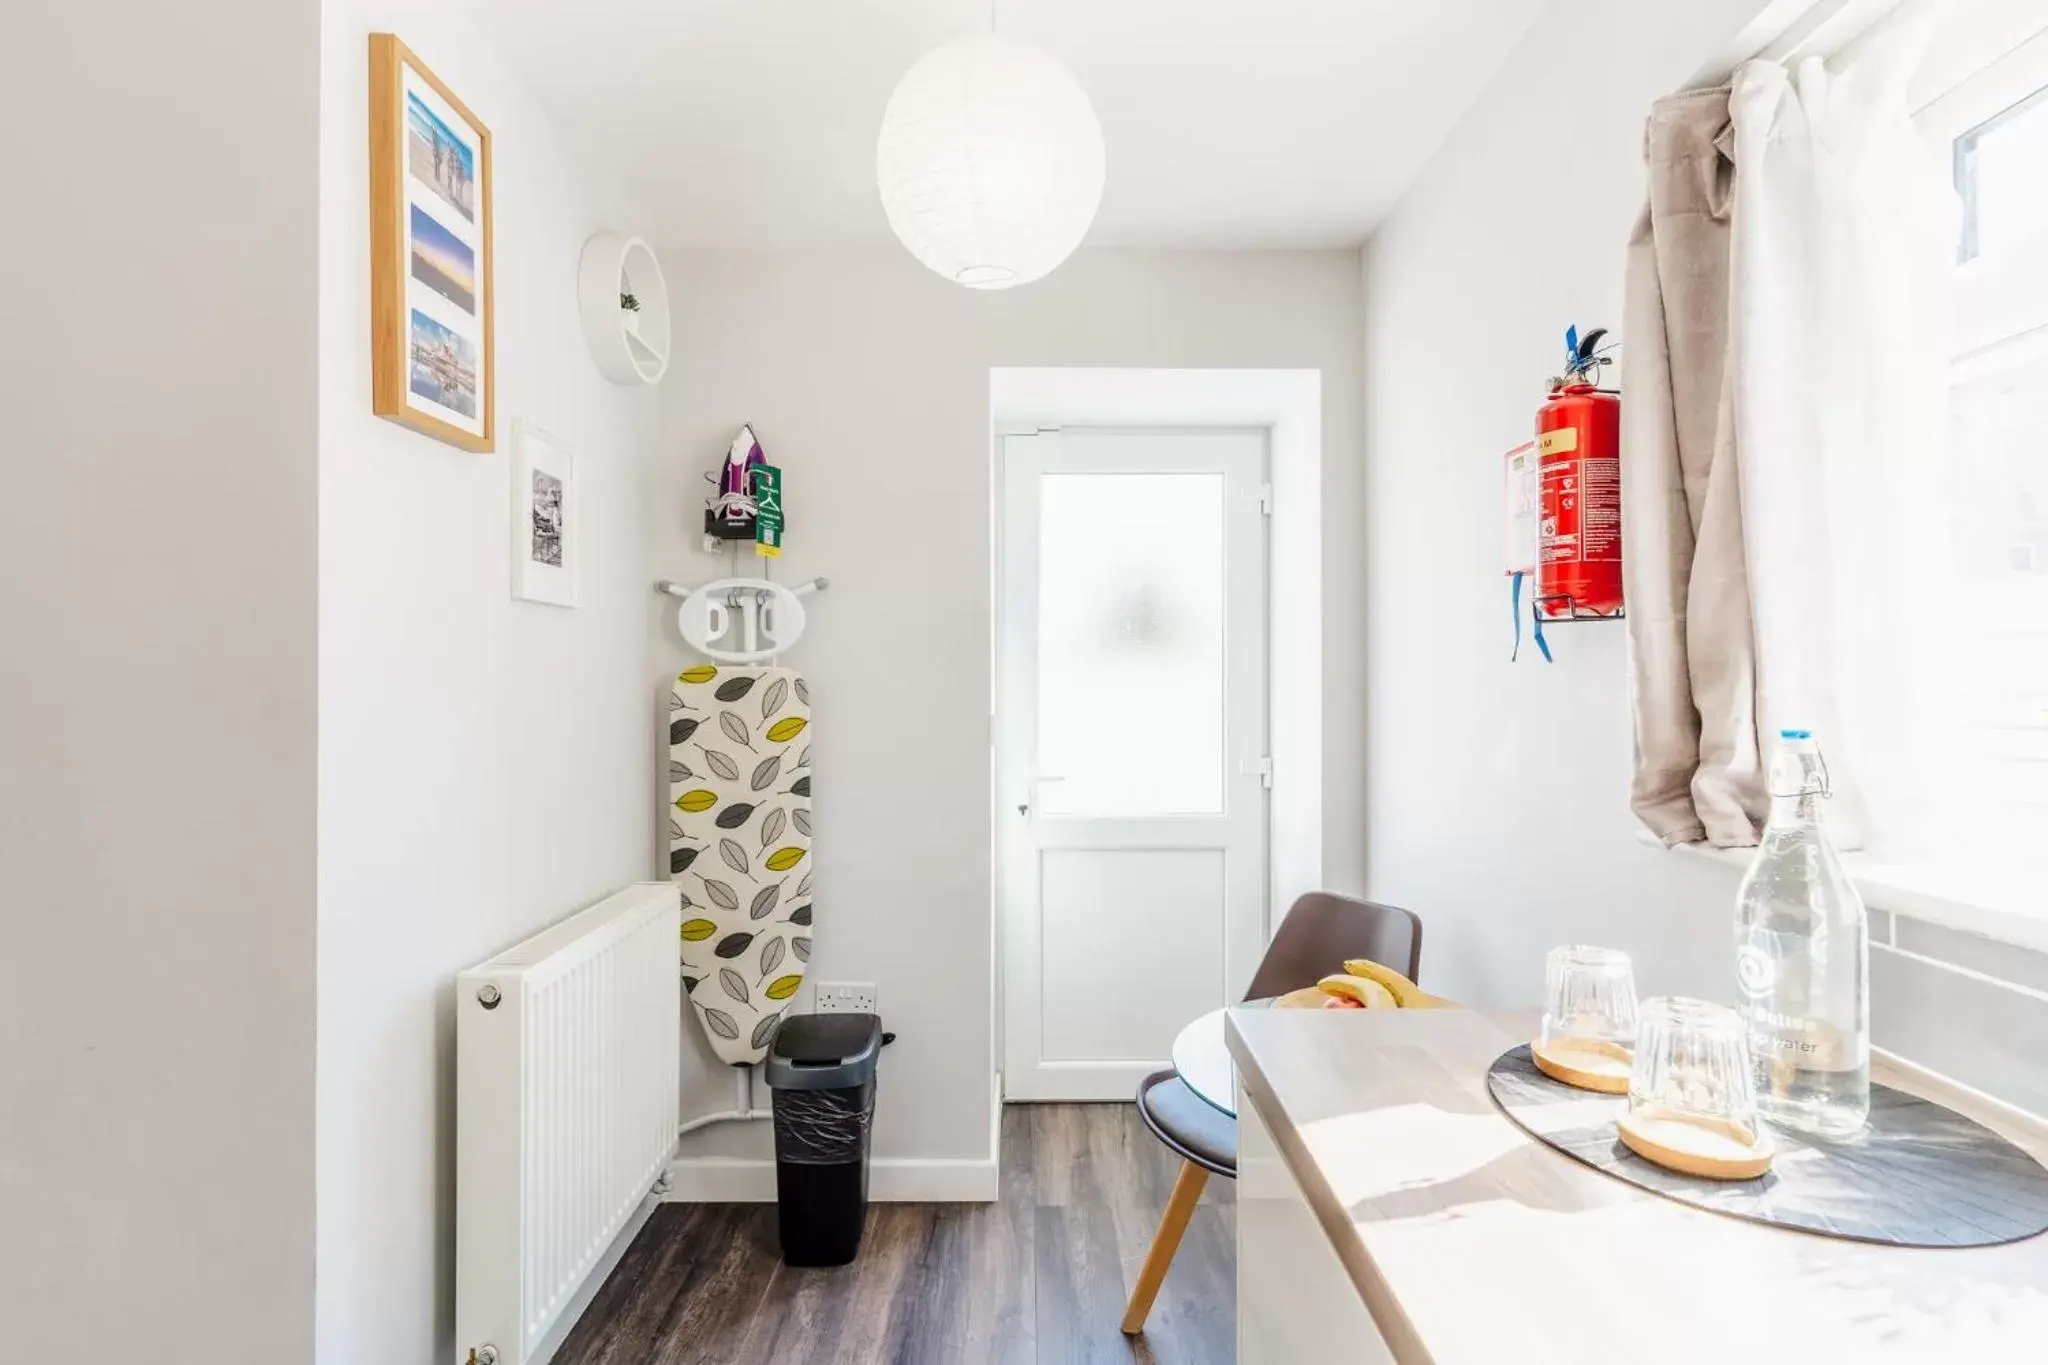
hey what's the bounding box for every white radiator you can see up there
[456,883,681,1365]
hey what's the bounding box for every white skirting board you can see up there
[666,1084,1002,1203]
[663,1154,1000,1203]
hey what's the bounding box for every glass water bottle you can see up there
[1732,729,1870,1136]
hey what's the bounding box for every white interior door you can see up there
[999,428,1268,1101]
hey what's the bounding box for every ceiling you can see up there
[478,0,1549,250]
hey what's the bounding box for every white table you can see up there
[1227,1004,2048,1364]
[1168,1002,1247,1117]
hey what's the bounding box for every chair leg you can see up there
[1121,1159,1210,1335]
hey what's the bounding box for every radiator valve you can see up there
[466,1348,499,1365]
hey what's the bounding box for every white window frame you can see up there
[1875,16,2048,950]
[1650,0,2048,959]
[1918,23,2048,354]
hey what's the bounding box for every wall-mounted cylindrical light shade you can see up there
[875,35,1106,290]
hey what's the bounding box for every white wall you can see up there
[1361,0,1777,1011]
[656,248,1364,1165]
[0,6,321,1362]
[1361,0,2048,1119]
[315,5,658,1361]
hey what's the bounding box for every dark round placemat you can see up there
[1487,1044,2048,1247]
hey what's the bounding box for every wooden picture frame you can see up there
[368,33,494,452]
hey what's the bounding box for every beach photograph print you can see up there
[531,470,565,567]
[369,35,491,450]
[406,88,475,221]
[409,204,476,313]
[409,309,477,419]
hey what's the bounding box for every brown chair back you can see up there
[1243,892,1423,1002]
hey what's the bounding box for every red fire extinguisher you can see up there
[1535,326,1623,620]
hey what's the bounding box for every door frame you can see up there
[993,424,1272,1101]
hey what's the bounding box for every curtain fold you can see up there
[1623,20,1952,850]
[1623,88,1762,847]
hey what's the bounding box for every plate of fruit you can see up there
[1272,960,1455,1011]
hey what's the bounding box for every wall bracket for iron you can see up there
[653,575,827,665]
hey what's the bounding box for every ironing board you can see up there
[669,664,813,1064]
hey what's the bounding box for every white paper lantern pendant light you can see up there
[876,11,1105,290]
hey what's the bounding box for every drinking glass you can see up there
[1540,945,1639,1050]
[1627,996,1760,1142]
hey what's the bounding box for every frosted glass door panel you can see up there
[1036,472,1225,816]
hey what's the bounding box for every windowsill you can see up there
[1636,829,2048,956]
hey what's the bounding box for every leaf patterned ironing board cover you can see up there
[669,665,812,1064]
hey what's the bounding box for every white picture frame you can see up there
[511,420,578,607]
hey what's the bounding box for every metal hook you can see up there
[1767,749,1834,800]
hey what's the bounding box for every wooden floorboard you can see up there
[551,1103,1235,1364]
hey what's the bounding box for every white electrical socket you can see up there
[813,981,877,1015]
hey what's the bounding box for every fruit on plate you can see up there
[1273,972,1458,1011]
[1274,985,1333,1010]
[1315,974,1397,1010]
[1340,959,1427,1008]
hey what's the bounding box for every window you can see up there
[1917,17,2048,861]
[1954,83,2048,262]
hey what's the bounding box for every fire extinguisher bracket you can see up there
[1532,594,1626,622]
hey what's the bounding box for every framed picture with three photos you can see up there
[368,33,493,451]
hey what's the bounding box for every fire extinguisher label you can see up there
[1580,457,1620,562]
[1538,427,1578,455]
[1539,456,1621,564]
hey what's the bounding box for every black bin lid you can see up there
[766,1012,882,1090]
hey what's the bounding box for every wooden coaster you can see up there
[1617,1109,1774,1181]
[1530,1038,1632,1094]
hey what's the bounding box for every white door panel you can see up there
[999,428,1268,1102]
[1039,847,1226,1063]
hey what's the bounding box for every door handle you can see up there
[1018,774,1066,817]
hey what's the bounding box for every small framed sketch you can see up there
[368,34,494,451]
[511,422,578,606]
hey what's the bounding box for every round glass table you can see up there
[1170,1000,1272,1117]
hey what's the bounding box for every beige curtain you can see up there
[1621,89,1765,848]
[1623,28,1951,852]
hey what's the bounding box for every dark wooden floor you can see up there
[553,1103,1236,1364]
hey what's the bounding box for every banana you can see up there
[1340,958,1426,1008]
[1315,974,1397,1009]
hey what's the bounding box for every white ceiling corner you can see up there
[473,0,1549,251]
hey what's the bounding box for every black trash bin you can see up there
[765,1012,883,1267]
